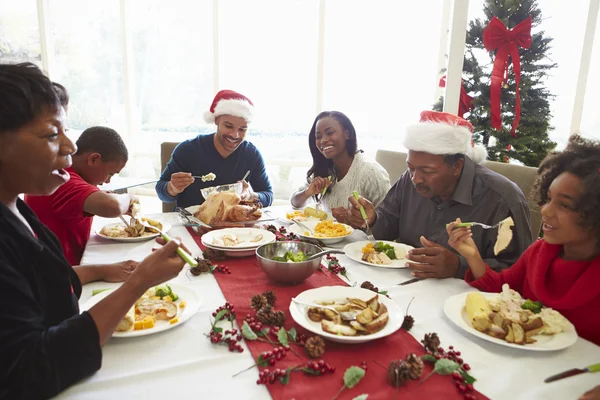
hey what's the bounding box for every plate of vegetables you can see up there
[343,240,413,268]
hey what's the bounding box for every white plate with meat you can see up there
[343,240,413,268]
[81,283,202,338]
[201,228,276,250]
[444,291,577,351]
[96,221,171,243]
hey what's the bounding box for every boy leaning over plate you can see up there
[25,120,139,281]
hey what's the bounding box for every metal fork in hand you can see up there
[447,221,499,229]
[352,191,376,245]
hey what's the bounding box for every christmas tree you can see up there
[434,0,557,167]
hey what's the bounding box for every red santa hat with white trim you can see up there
[403,110,487,164]
[203,89,255,124]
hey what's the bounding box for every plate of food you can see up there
[288,220,354,245]
[282,207,329,224]
[185,191,274,228]
[97,217,171,243]
[443,284,577,351]
[343,240,413,268]
[81,283,202,337]
[201,228,276,250]
[289,286,403,344]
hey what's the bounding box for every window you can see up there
[580,10,600,141]
[0,0,40,65]
[322,1,444,158]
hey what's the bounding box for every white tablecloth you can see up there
[58,208,600,400]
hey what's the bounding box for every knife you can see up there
[397,277,424,286]
[544,363,600,383]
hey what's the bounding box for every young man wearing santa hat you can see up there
[346,111,533,279]
[156,90,273,209]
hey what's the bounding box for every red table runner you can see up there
[189,229,486,400]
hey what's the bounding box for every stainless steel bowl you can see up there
[200,182,243,199]
[255,241,323,285]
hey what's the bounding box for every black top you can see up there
[0,199,102,399]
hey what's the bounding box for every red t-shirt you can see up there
[25,167,99,266]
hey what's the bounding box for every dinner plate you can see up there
[96,222,172,243]
[185,205,275,228]
[201,228,276,250]
[443,291,578,351]
[288,220,354,245]
[289,286,403,344]
[343,240,413,269]
[81,283,202,338]
[280,209,329,224]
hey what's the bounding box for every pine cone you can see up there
[404,353,424,380]
[304,336,325,358]
[421,332,440,353]
[262,290,277,307]
[401,315,415,331]
[387,360,411,387]
[250,295,267,311]
[256,306,285,326]
[360,281,379,293]
[202,248,225,261]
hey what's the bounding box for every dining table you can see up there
[58,207,600,400]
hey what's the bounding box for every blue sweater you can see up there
[156,134,273,208]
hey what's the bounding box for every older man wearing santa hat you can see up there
[347,111,533,279]
[156,89,273,209]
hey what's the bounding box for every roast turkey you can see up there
[194,192,262,224]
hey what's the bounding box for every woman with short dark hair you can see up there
[0,62,186,399]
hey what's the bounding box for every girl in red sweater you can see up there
[447,135,600,348]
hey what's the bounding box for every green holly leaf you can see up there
[301,367,321,376]
[421,354,437,363]
[280,367,292,384]
[213,309,228,322]
[459,368,477,384]
[352,395,369,400]
[212,326,223,334]
[257,355,269,367]
[434,359,459,375]
[277,328,289,346]
[242,321,257,340]
[257,328,270,337]
[379,290,388,295]
[288,327,297,341]
[344,366,366,389]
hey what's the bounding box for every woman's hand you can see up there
[580,385,600,400]
[306,177,332,197]
[446,218,480,260]
[102,260,138,282]
[129,238,187,290]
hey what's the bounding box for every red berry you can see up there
[435,354,441,360]
[452,371,461,380]
[318,360,326,367]
[458,384,466,393]
[449,345,454,349]
[269,359,276,365]
[466,384,474,392]
[456,357,463,364]
[463,363,471,371]
[455,351,461,356]
[320,368,326,375]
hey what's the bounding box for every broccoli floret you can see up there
[384,248,397,260]
[154,286,169,298]
[273,256,287,262]
[521,299,543,314]
[166,284,179,301]
[290,251,307,262]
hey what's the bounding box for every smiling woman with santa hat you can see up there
[156,89,273,209]
[346,110,533,280]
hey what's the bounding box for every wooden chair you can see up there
[160,142,180,213]
[375,149,542,239]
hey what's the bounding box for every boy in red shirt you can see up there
[26,126,138,282]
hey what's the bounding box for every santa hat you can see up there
[203,89,254,124]
[403,110,488,164]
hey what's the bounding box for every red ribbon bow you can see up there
[439,75,474,118]
[483,16,532,137]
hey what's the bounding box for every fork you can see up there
[315,175,331,213]
[292,218,314,235]
[176,208,212,229]
[291,298,357,321]
[352,191,376,245]
[134,217,198,267]
[446,221,499,229]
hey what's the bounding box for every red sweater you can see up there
[24,168,99,266]
[465,239,600,346]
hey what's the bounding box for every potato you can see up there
[377,303,388,315]
[366,295,379,312]
[465,292,492,332]
[512,323,525,345]
[505,325,515,343]
[347,298,368,309]
[490,312,510,332]
[356,307,376,324]
[308,308,325,322]
[365,312,389,333]
[321,320,357,336]
[522,317,543,331]
[323,308,338,320]
[350,321,369,333]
